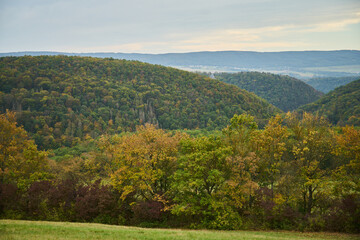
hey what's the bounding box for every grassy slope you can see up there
[1,220,359,240]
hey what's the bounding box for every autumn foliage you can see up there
[0,111,359,232]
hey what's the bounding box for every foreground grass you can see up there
[0,220,359,240]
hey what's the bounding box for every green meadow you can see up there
[1,220,359,240]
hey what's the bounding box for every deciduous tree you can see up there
[0,111,49,189]
[110,124,183,202]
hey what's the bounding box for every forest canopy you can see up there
[299,79,360,126]
[213,72,323,112]
[0,56,280,150]
[0,111,359,232]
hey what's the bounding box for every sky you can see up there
[0,0,359,53]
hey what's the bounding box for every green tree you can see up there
[222,114,260,210]
[222,113,258,156]
[171,136,240,229]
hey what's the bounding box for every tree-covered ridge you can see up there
[299,79,360,126]
[214,72,323,112]
[0,56,280,149]
[305,76,360,93]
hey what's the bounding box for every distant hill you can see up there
[0,56,280,149]
[213,72,323,112]
[299,79,360,126]
[305,76,360,93]
[1,50,359,78]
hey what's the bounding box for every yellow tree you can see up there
[222,114,260,210]
[256,115,289,196]
[222,113,258,157]
[0,111,27,174]
[0,111,49,189]
[78,134,120,181]
[110,124,184,201]
[286,112,335,214]
[332,125,360,195]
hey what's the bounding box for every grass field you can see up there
[1,220,359,240]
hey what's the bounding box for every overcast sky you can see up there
[0,0,359,53]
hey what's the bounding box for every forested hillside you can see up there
[299,79,360,126]
[214,72,323,111]
[0,56,280,149]
[305,76,360,93]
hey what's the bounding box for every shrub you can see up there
[74,179,120,223]
[0,183,22,218]
[25,181,52,219]
[131,200,166,226]
[325,194,360,233]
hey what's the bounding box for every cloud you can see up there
[159,15,360,52]
[1,0,359,52]
[173,41,310,52]
[72,13,360,53]
[75,43,145,53]
[306,16,360,32]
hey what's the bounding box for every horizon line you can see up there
[1,49,360,55]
